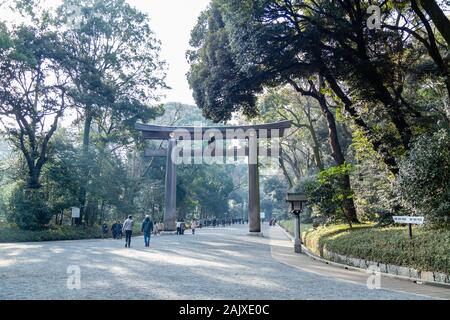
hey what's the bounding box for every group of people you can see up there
[102,215,277,248]
[176,219,198,235]
[119,215,154,248]
[101,215,280,248]
[198,218,248,228]
[104,215,186,248]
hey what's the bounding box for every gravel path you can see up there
[0,224,430,300]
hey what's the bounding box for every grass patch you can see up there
[0,223,143,243]
[278,220,313,236]
[303,224,450,274]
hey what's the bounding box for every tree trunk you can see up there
[100,200,106,224]
[321,72,400,175]
[279,149,294,188]
[287,77,359,223]
[419,0,450,47]
[302,101,324,171]
[78,110,93,225]
[308,126,324,171]
[411,0,450,99]
[314,83,359,224]
[27,167,41,189]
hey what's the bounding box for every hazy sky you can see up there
[128,0,210,105]
[0,0,211,106]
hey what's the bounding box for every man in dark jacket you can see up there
[141,215,154,247]
[111,222,118,239]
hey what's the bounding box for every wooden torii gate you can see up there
[135,120,292,234]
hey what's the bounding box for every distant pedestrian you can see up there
[117,222,123,239]
[111,222,118,238]
[153,222,159,236]
[122,215,134,248]
[181,221,186,234]
[141,215,154,247]
[155,222,163,235]
[102,223,109,237]
[191,219,197,235]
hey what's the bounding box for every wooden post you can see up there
[408,223,413,239]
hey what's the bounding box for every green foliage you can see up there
[188,0,450,177]
[303,224,450,274]
[177,164,235,219]
[0,0,167,229]
[7,183,53,230]
[42,130,81,215]
[187,2,260,122]
[349,127,400,222]
[397,129,450,225]
[295,164,354,225]
[0,22,68,189]
[262,175,289,218]
[317,163,353,185]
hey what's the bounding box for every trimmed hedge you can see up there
[0,223,143,243]
[302,224,450,274]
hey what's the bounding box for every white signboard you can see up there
[393,216,424,225]
[71,207,80,218]
[260,212,265,219]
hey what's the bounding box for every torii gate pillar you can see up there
[164,138,177,231]
[248,135,261,233]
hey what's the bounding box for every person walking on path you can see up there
[141,215,154,247]
[101,223,109,237]
[111,222,118,239]
[191,219,197,235]
[154,222,163,236]
[122,215,134,248]
[117,221,123,239]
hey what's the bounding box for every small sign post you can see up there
[71,207,80,226]
[393,216,424,239]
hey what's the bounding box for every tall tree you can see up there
[258,83,358,222]
[56,0,166,223]
[188,0,449,176]
[0,23,68,189]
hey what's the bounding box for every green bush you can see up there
[7,183,53,230]
[397,129,450,226]
[303,224,450,274]
[294,165,354,225]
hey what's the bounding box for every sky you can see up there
[128,0,210,105]
[0,0,211,106]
